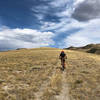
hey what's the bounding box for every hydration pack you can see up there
[60,52,66,58]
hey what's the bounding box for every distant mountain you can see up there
[0,48,9,52]
[0,48,15,52]
[0,48,27,52]
[65,44,100,54]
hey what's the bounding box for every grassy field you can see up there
[0,48,100,100]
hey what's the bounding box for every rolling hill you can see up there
[66,44,100,55]
[0,47,100,100]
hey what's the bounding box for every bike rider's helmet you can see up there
[61,50,64,53]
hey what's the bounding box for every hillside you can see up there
[66,44,100,54]
[0,48,100,100]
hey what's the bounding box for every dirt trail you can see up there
[56,70,70,100]
[34,61,70,100]
[34,67,57,100]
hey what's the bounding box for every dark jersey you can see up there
[60,52,66,58]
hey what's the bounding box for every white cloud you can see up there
[55,18,88,33]
[31,5,49,20]
[74,0,85,6]
[40,0,79,32]
[50,0,70,7]
[32,5,49,13]
[0,27,55,50]
[63,19,100,47]
[57,8,74,17]
[41,20,67,31]
[41,18,88,33]
[34,14,44,20]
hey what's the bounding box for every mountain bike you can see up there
[61,58,66,71]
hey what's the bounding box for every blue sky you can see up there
[0,0,100,50]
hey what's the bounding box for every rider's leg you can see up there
[61,59,64,70]
[62,59,65,71]
[63,59,66,69]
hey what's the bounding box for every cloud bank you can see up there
[63,19,100,47]
[0,27,54,50]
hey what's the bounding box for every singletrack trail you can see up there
[34,60,70,100]
[34,67,57,100]
[55,70,69,100]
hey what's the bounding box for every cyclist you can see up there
[59,50,67,71]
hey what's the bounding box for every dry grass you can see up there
[0,47,100,100]
[66,50,100,100]
[0,48,62,100]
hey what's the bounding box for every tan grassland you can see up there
[0,47,100,100]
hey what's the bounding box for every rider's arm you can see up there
[59,54,61,59]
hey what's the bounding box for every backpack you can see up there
[60,52,66,58]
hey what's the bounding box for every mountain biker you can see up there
[59,50,67,71]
